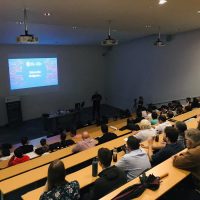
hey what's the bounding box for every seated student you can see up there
[97,124,117,145]
[116,136,151,181]
[88,148,127,199]
[17,136,34,154]
[155,115,171,134]
[173,129,200,199]
[60,133,75,148]
[175,121,187,148]
[167,110,174,119]
[40,159,80,200]
[184,97,192,107]
[147,127,184,166]
[70,127,76,137]
[176,106,184,115]
[72,131,97,153]
[151,111,158,125]
[35,138,49,155]
[191,97,199,108]
[134,119,156,142]
[132,110,144,124]
[8,148,30,166]
[0,144,11,158]
[184,105,192,112]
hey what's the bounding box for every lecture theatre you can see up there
[0,1,200,200]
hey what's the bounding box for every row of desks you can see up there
[101,149,190,200]
[21,114,197,200]
[0,119,128,180]
[0,131,132,197]
[171,108,200,122]
[9,117,129,152]
[1,109,199,199]
[101,115,200,200]
[21,134,165,200]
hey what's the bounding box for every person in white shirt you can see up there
[115,136,151,182]
[155,115,172,134]
[134,119,156,142]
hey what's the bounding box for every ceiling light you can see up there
[159,0,167,5]
[197,10,200,14]
[72,26,78,30]
[43,12,51,16]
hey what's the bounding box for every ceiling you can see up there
[0,0,200,45]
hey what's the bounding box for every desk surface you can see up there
[10,117,128,152]
[21,152,125,200]
[0,132,132,195]
[21,134,165,200]
[100,150,190,200]
[172,108,200,122]
[0,120,127,180]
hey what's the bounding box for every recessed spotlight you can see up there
[72,26,78,30]
[159,0,167,5]
[43,12,51,16]
[16,21,24,25]
[197,10,200,14]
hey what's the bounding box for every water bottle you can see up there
[113,148,118,162]
[92,157,98,177]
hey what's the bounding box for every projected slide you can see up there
[8,58,58,90]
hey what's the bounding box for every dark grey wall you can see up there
[105,29,200,109]
[0,45,106,125]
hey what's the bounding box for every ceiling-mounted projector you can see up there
[154,38,165,47]
[101,35,118,46]
[101,20,118,47]
[17,34,38,44]
[154,28,165,47]
[17,8,38,44]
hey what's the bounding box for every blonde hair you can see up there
[140,119,151,130]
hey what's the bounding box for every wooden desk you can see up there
[185,118,198,129]
[21,152,125,200]
[10,118,128,152]
[171,108,200,122]
[100,150,190,200]
[21,117,197,200]
[21,134,165,200]
[0,120,127,174]
[0,132,132,196]
[0,145,74,182]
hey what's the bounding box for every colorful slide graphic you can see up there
[8,58,58,90]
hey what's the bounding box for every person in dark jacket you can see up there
[60,133,75,148]
[148,127,184,166]
[89,148,127,199]
[97,124,117,145]
[35,138,49,155]
[17,136,34,154]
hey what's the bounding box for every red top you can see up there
[8,155,30,166]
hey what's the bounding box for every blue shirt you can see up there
[116,148,151,181]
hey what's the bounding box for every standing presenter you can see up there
[92,92,102,121]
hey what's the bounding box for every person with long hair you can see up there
[40,160,80,200]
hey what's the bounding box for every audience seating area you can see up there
[0,102,200,200]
